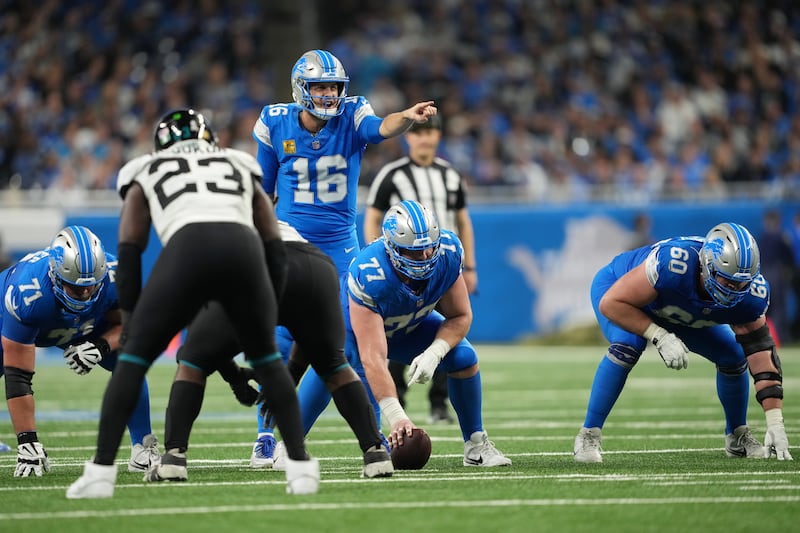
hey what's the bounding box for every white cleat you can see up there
[285,457,320,495]
[66,462,117,499]
[463,431,512,467]
[249,433,276,469]
[725,425,767,458]
[129,434,161,473]
[574,427,603,463]
[272,440,287,471]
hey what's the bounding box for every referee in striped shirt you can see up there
[363,115,478,424]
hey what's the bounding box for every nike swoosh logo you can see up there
[344,247,355,254]
[465,456,483,465]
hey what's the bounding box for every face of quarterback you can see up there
[309,82,342,113]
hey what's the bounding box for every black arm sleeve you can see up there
[116,242,143,313]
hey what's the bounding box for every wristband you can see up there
[765,408,784,426]
[379,397,409,427]
[643,323,668,343]
[425,338,450,362]
[463,266,476,272]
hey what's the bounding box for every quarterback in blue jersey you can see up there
[272,201,511,468]
[1,226,158,476]
[249,48,437,464]
[574,223,793,463]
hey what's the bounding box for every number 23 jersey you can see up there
[116,140,263,244]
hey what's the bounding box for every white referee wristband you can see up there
[379,397,409,427]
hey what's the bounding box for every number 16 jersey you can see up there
[116,140,263,244]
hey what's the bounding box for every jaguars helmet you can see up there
[48,225,108,312]
[154,108,216,150]
[291,49,349,120]
[382,200,441,280]
[699,222,760,307]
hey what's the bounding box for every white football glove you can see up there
[764,409,793,460]
[63,339,106,375]
[643,324,689,370]
[14,442,50,477]
[408,339,450,385]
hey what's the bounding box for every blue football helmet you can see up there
[154,108,216,150]
[699,222,760,307]
[291,49,349,120]
[382,200,441,280]
[48,226,108,312]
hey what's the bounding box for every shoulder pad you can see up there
[116,153,152,199]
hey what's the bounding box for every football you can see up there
[390,428,432,470]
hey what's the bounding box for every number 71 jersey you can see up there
[116,140,262,244]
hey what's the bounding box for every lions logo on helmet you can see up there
[699,222,760,307]
[48,225,108,312]
[291,50,349,120]
[382,200,441,280]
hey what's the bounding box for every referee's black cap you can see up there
[409,114,442,132]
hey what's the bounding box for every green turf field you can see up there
[1,345,798,532]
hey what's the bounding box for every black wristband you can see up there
[463,266,476,272]
[17,431,39,445]
[92,337,111,357]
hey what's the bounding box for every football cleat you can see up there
[128,434,160,472]
[285,457,320,495]
[66,462,117,499]
[463,431,511,467]
[574,427,603,463]
[249,433,276,469]
[0,441,11,453]
[143,450,188,482]
[272,440,287,471]
[362,444,394,478]
[725,425,767,458]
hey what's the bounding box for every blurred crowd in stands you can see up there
[1,0,799,203]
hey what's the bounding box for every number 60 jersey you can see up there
[116,140,263,244]
[624,236,770,327]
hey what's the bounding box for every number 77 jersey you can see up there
[344,230,464,341]
[635,236,770,328]
[116,140,262,244]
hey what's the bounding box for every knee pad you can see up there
[716,360,748,377]
[441,343,478,372]
[4,366,34,399]
[607,343,642,369]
